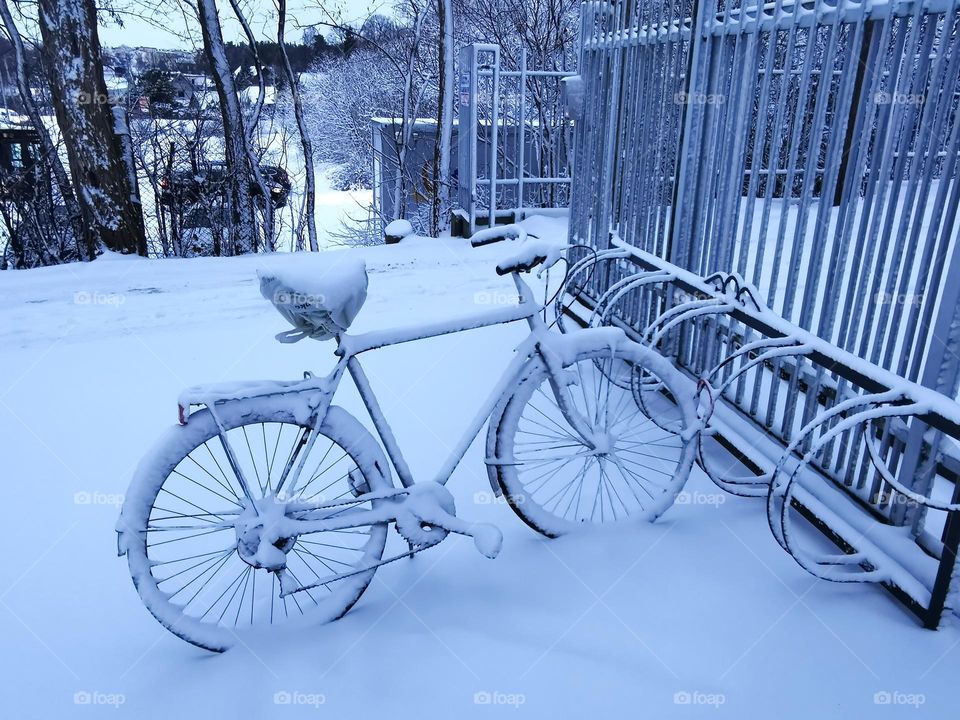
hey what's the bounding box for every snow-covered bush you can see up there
[305,48,404,191]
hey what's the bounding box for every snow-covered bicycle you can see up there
[117,231,699,651]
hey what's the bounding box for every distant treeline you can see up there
[207,34,354,78]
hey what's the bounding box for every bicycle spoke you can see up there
[189,444,242,502]
[147,521,235,531]
[526,397,580,442]
[557,457,593,519]
[169,469,243,510]
[157,548,235,587]
[614,448,678,476]
[159,485,236,520]
[609,454,658,501]
[147,525,231,547]
[233,566,253,627]
[241,425,264,495]
[608,453,648,508]
[172,550,235,605]
[295,439,338,496]
[150,508,240,523]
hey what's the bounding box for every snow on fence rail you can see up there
[568,0,960,623]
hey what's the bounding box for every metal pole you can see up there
[668,0,706,268]
[518,47,527,212]
[469,46,479,235]
[489,46,500,228]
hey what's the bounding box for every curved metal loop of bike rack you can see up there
[561,258,960,585]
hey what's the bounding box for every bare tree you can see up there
[0,0,86,261]
[195,0,257,254]
[276,0,319,251]
[37,0,147,256]
[305,4,436,230]
[226,0,276,250]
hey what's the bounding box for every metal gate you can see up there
[456,43,576,236]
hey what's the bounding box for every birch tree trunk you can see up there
[431,0,455,237]
[277,0,318,251]
[37,0,147,257]
[393,10,427,224]
[227,0,275,251]
[196,0,257,255]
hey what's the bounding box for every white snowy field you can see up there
[1,229,958,718]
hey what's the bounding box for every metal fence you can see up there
[570,0,960,577]
[456,44,576,235]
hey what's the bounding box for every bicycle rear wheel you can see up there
[119,398,391,651]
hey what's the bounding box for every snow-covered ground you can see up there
[1,228,958,718]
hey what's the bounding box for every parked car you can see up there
[159,161,291,209]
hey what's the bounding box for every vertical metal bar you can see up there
[469,45,479,235]
[489,46,500,228]
[518,47,527,211]
[667,0,706,268]
[925,480,960,628]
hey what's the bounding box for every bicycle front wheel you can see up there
[489,344,696,537]
[119,398,391,652]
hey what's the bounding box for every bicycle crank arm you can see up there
[393,481,503,559]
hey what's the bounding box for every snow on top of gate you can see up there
[258,254,368,341]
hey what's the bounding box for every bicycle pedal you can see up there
[469,523,503,559]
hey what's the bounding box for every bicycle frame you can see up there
[176,267,615,592]
[276,270,600,501]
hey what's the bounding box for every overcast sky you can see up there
[95,1,386,50]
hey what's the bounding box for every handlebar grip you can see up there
[471,234,506,248]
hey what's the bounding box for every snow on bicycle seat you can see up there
[258,254,368,342]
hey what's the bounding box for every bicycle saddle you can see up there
[258,254,368,342]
